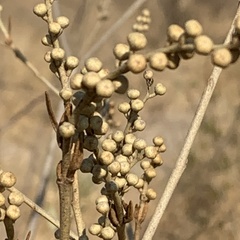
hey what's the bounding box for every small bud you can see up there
[126,173,139,186]
[89,224,102,235]
[44,51,52,63]
[59,88,73,100]
[211,48,232,68]
[145,167,157,179]
[41,35,52,46]
[131,99,144,112]
[0,172,16,188]
[144,146,158,159]
[33,3,47,17]
[92,165,107,179]
[101,139,117,153]
[8,192,24,206]
[133,139,147,151]
[153,136,164,146]
[127,89,140,99]
[140,160,151,170]
[96,80,115,98]
[81,67,88,75]
[194,35,213,55]
[51,48,65,61]
[56,16,69,29]
[94,121,109,135]
[82,72,101,89]
[146,188,157,200]
[122,144,133,156]
[98,68,109,78]
[70,73,83,90]
[105,181,118,193]
[49,22,62,35]
[120,161,130,175]
[96,195,108,205]
[85,57,103,72]
[96,201,109,214]
[80,157,95,173]
[114,177,127,189]
[65,56,79,70]
[134,178,144,189]
[185,20,203,37]
[127,32,147,51]
[133,119,146,131]
[127,54,147,73]
[159,144,167,152]
[143,70,153,79]
[83,135,98,151]
[107,161,121,175]
[167,24,184,42]
[59,122,75,138]
[149,52,168,71]
[154,83,166,95]
[142,8,150,17]
[115,155,128,163]
[112,131,124,143]
[152,154,163,166]
[99,151,114,165]
[113,44,130,60]
[6,205,20,221]
[118,102,131,114]
[101,226,115,240]
[89,115,103,132]
[125,133,136,144]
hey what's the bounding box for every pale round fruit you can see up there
[56,16,70,29]
[101,226,115,240]
[96,80,114,98]
[167,24,184,42]
[6,205,21,221]
[82,72,101,89]
[194,35,213,55]
[85,57,103,72]
[113,44,130,60]
[211,48,232,68]
[127,54,147,73]
[146,188,157,200]
[127,32,147,51]
[149,52,168,71]
[59,122,75,138]
[0,172,16,188]
[185,19,203,37]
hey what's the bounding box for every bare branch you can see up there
[142,4,240,240]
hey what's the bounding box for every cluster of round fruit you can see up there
[165,19,240,68]
[0,171,24,222]
[81,132,165,239]
[132,8,151,33]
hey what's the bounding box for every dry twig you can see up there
[142,3,240,240]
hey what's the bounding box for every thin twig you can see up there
[5,186,78,240]
[71,172,85,237]
[142,4,240,240]
[0,6,58,96]
[79,0,147,65]
[27,104,63,237]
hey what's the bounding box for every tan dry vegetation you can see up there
[0,0,240,239]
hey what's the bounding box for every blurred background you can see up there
[0,0,240,239]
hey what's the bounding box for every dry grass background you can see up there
[0,0,240,239]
